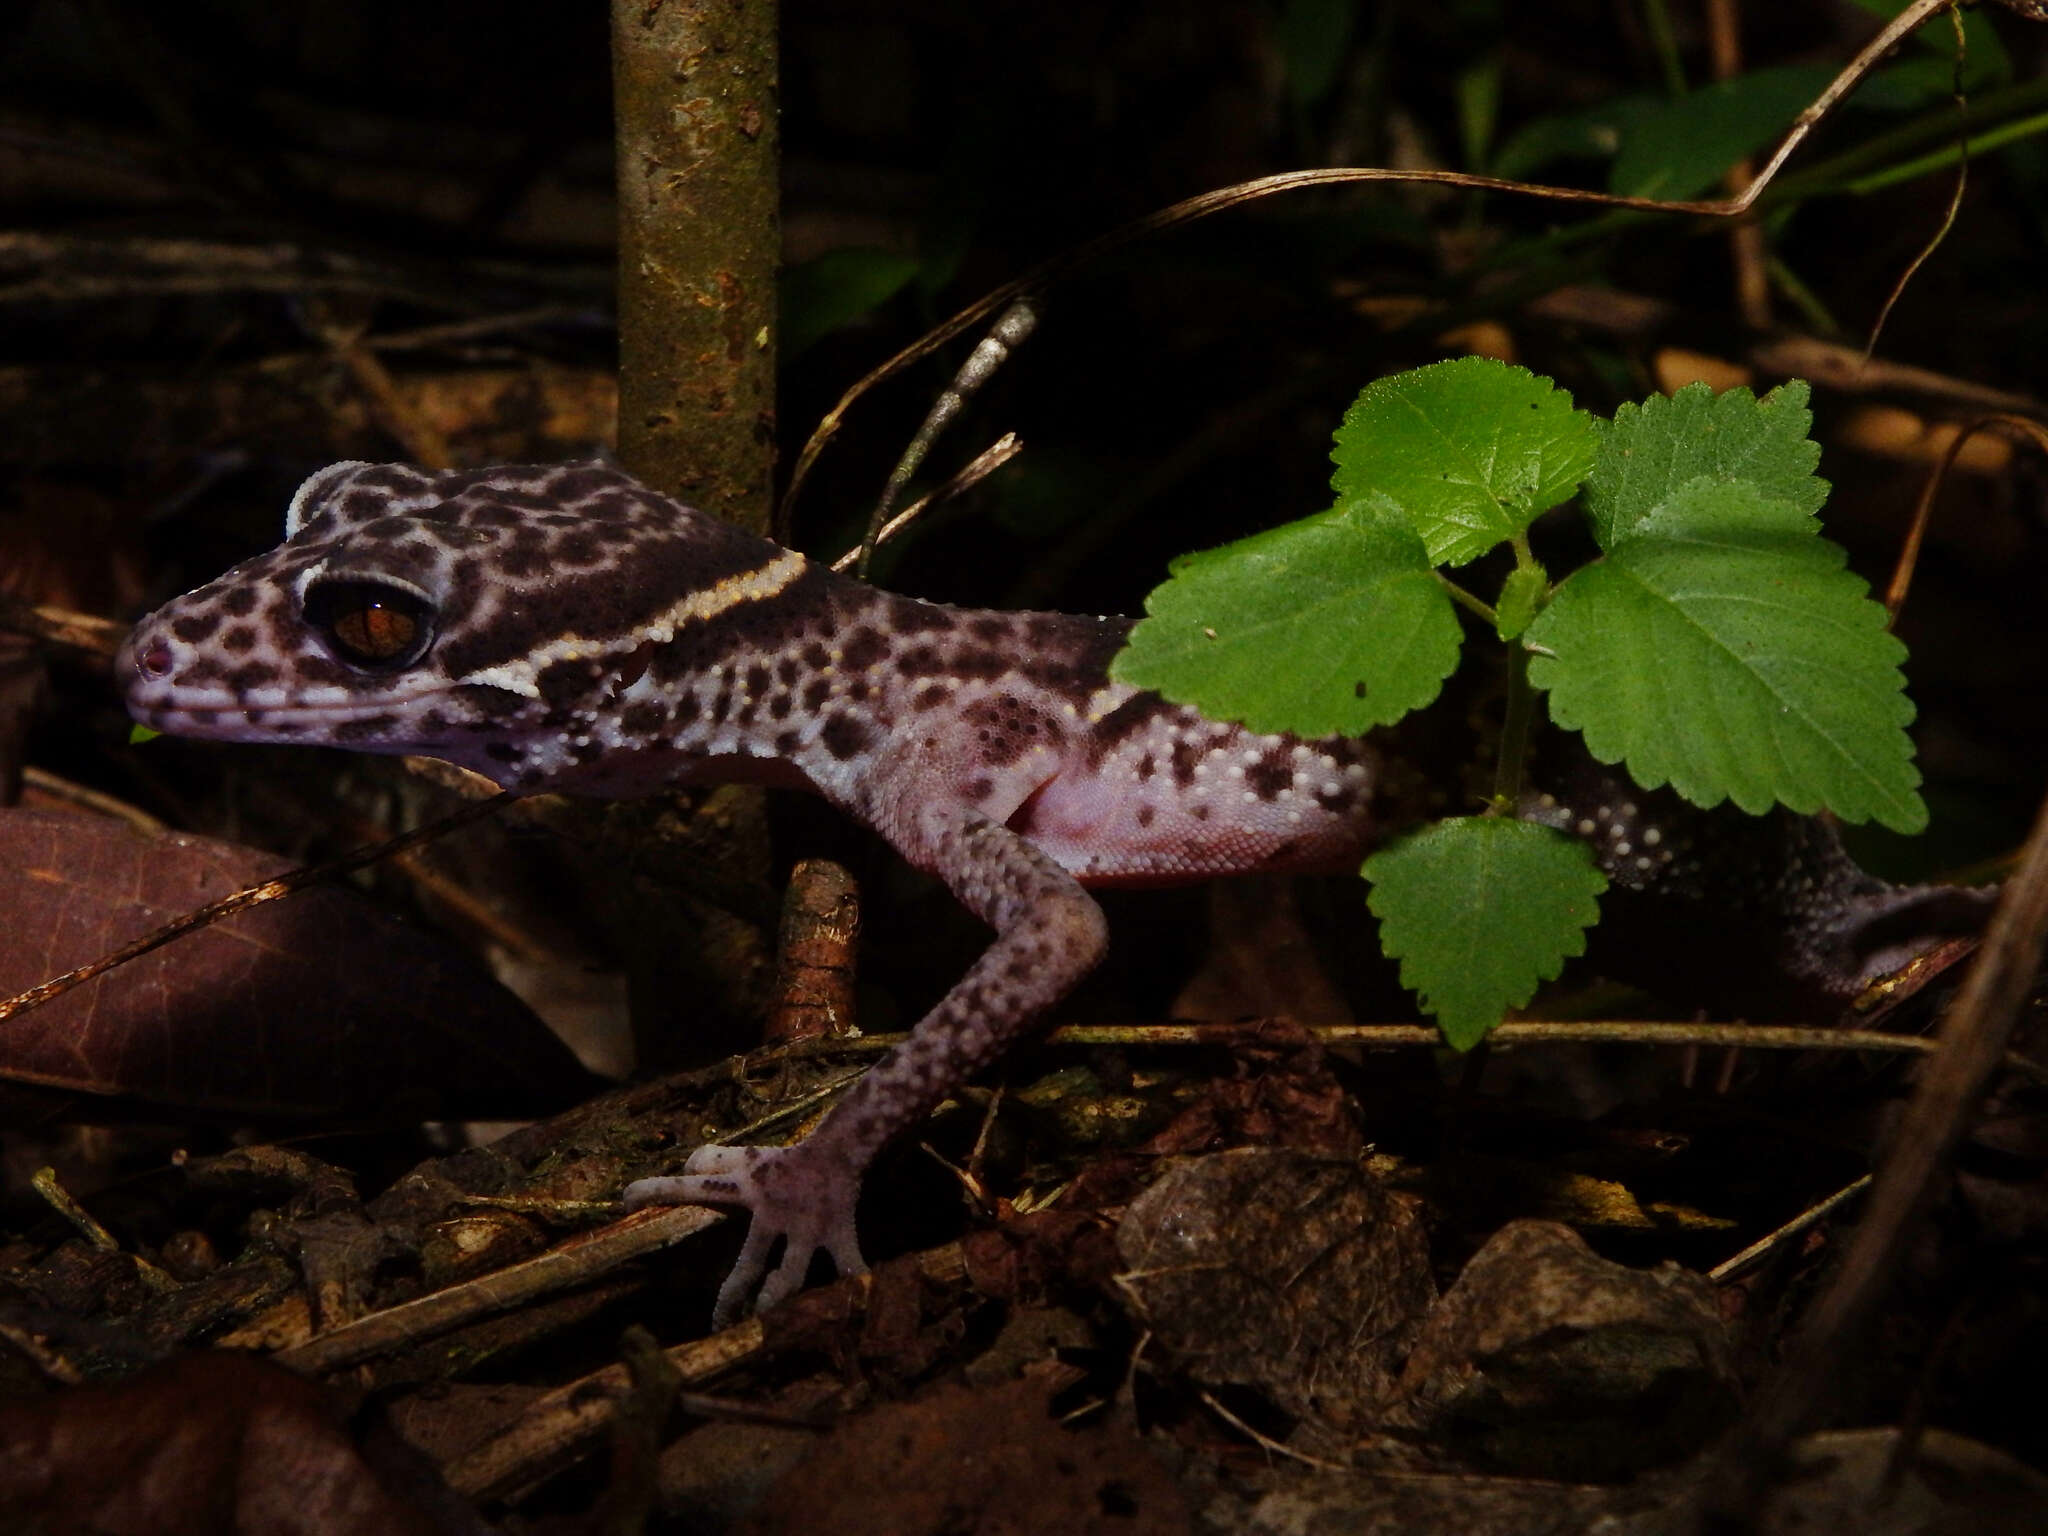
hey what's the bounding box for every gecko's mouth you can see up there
[116,630,480,745]
[123,693,454,748]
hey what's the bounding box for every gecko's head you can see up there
[118,460,813,788]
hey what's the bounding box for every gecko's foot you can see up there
[623,1142,867,1328]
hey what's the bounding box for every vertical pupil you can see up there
[335,600,416,659]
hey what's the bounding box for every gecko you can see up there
[116,460,1991,1324]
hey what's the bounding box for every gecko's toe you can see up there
[621,1174,693,1211]
[631,1142,869,1327]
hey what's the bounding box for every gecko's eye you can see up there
[302,579,436,670]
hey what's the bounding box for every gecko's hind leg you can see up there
[627,808,1108,1326]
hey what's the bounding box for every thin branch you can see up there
[310,308,455,469]
[641,1017,2048,1087]
[276,1204,722,1375]
[1198,1388,1351,1470]
[0,231,604,313]
[829,433,1025,574]
[1708,1175,1873,1283]
[1435,573,1499,627]
[1492,641,1535,809]
[849,300,1036,570]
[1864,3,1972,359]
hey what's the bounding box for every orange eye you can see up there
[303,580,435,669]
[333,602,416,660]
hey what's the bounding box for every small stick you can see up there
[764,858,862,1044]
[31,1168,177,1291]
[828,434,1024,575]
[1708,1175,1873,1283]
[656,1018,2048,1089]
[1864,3,1973,360]
[275,1204,722,1375]
[849,300,1037,576]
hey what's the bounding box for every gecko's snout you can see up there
[113,621,170,725]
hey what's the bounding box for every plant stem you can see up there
[1436,573,1497,626]
[1845,109,2048,195]
[1493,640,1536,811]
[1486,535,1547,810]
[1762,74,2048,205]
[612,0,780,527]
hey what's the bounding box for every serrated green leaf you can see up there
[1364,817,1606,1051]
[1585,381,1827,549]
[1609,64,1837,200]
[1112,497,1462,736]
[1494,564,1546,640]
[1332,357,1599,567]
[1525,478,1925,832]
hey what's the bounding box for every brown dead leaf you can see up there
[0,1351,490,1535]
[0,807,590,1118]
[1115,1148,1435,1429]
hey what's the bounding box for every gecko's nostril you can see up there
[137,639,174,678]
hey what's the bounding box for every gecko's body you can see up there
[118,461,1385,1321]
[118,460,1987,1323]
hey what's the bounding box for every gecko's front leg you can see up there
[625,807,1109,1326]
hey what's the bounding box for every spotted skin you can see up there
[119,461,1989,1324]
[119,461,1384,1324]
[1521,745,1994,1018]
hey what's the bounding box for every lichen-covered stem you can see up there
[611,0,779,528]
